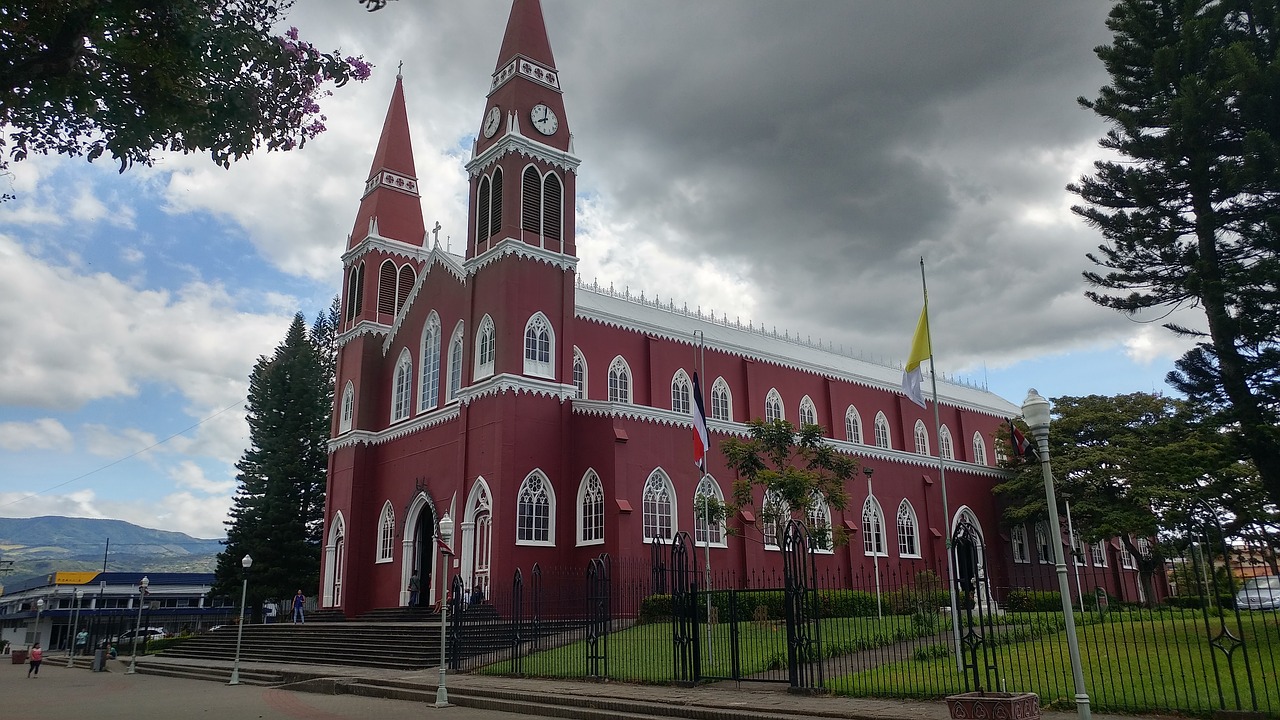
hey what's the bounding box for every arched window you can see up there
[1091,540,1108,567]
[862,497,886,556]
[762,490,786,549]
[516,470,555,545]
[764,388,784,423]
[845,406,862,444]
[798,395,817,427]
[577,470,604,546]
[523,312,554,377]
[608,356,631,403]
[807,493,833,552]
[914,420,930,455]
[897,500,920,557]
[711,377,732,421]
[476,175,491,251]
[419,313,441,411]
[972,433,987,466]
[377,501,395,562]
[447,323,464,402]
[671,370,691,414]
[522,166,541,235]
[939,425,954,460]
[377,260,398,318]
[474,314,496,379]
[396,265,415,314]
[1011,525,1030,563]
[520,166,563,248]
[339,381,355,433]
[642,469,676,542]
[391,348,413,422]
[344,261,365,323]
[874,412,891,449]
[694,475,726,547]
[489,168,503,239]
[572,348,586,399]
[1035,521,1052,564]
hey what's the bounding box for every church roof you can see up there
[349,75,426,248]
[495,0,557,71]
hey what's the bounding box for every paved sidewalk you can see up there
[119,654,1172,720]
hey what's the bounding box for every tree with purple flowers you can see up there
[0,0,372,179]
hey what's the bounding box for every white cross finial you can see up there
[432,221,442,247]
[397,60,403,79]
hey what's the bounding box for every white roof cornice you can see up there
[466,132,581,177]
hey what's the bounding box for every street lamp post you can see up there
[34,598,44,645]
[435,513,454,708]
[229,554,253,685]
[125,576,150,674]
[66,588,83,667]
[1022,389,1091,720]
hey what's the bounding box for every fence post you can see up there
[511,568,524,674]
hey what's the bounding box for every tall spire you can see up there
[349,75,425,248]
[495,0,556,71]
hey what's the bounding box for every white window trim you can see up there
[896,499,921,559]
[390,348,413,423]
[1035,522,1053,564]
[339,381,355,433]
[862,497,888,557]
[972,432,987,466]
[762,489,786,551]
[914,420,930,456]
[515,469,556,547]
[641,468,677,544]
[474,314,496,380]
[418,313,441,412]
[874,412,892,449]
[711,377,732,421]
[845,405,862,444]
[939,425,954,460]
[807,492,834,555]
[798,395,817,427]
[572,346,587,400]
[576,469,604,547]
[693,475,728,549]
[765,388,784,423]
[446,322,464,403]
[376,501,395,563]
[1012,525,1030,564]
[1092,541,1109,567]
[671,369,692,414]
[608,355,633,404]
[522,312,555,379]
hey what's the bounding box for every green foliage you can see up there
[1069,0,1280,511]
[0,1,371,176]
[722,419,862,548]
[213,311,335,612]
[1006,589,1064,613]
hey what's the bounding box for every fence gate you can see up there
[1186,499,1262,713]
[782,519,822,690]
[670,531,701,683]
[585,554,611,678]
[952,514,997,692]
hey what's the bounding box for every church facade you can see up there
[319,0,1137,619]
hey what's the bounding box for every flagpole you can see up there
[919,257,964,672]
[694,330,713,661]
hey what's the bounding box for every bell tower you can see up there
[466,0,579,260]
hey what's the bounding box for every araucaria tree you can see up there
[215,311,334,609]
[722,419,861,550]
[0,1,371,175]
[1069,0,1280,509]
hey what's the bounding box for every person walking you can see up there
[408,572,421,607]
[27,643,42,678]
[291,590,305,624]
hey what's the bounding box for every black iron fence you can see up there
[446,519,1277,717]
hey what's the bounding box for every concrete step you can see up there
[131,660,284,687]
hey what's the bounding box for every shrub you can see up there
[1007,588,1063,613]
[639,594,672,624]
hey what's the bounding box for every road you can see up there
[6,662,529,720]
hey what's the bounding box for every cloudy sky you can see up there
[0,0,1197,541]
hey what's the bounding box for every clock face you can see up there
[483,106,501,138]
[530,103,559,136]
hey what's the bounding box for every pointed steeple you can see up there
[349,75,426,248]
[495,0,556,71]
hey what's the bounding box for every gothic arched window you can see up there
[642,469,676,542]
[874,412,891,449]
[671,370,691,414]
[391,348,413,422]
[516,470,555,545]
[863,497,886,556]
[608,356,631,403]
[577,470,604,545]
[572,348,587,399]
[711,378,731,421]
[897,500,920,558]
[377,501,395,562]
[474,314,496,379]
[845,406,863,444]
[419,313,441,411]
[523,313,554,377]
[914,420,930,455]
[764,388,784,423]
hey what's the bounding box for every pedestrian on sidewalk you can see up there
[292,589,305,623]
[408,572,421,606]
[27,642,42,678]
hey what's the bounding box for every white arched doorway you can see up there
[402,493,440,607]
[323,512,347,608]
[459,477,493,600]
[950,505,996,613]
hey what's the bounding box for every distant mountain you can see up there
[0,516,224,579]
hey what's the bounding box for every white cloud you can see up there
[0,489,229,539]
[0,418,73,451]
[82,424,160,459]
[167,460,237,495]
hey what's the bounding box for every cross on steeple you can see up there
[432,221,442,247]
[397,60,403,79]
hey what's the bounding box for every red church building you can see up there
[319,0,1151,618]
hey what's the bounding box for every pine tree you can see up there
[214,313,332,610]
[1069,0,1280,509]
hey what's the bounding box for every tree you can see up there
[0,1,371,176]
[994,393,1236,603]
[1068,0,1280,510]
[214,312,332,613]
[721,419,862,550]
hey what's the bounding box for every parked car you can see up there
[1235,576,1280,611]
[114,627,168,643]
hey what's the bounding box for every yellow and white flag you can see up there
[901,304,931,409]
